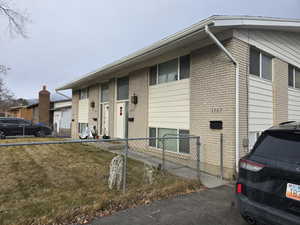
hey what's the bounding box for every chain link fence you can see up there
[0,135,201,194]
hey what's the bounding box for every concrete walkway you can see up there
[85,186,246,225]
[92,143,227,188]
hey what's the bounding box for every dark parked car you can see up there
[0,117,52,138]
[237,121,300,225]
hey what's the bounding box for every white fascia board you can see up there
[56,15,300,91]
[214,18,300,29]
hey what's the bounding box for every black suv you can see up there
[0,117,52,138]
[237,122,300,225]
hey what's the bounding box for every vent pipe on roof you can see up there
[204,25,240,174]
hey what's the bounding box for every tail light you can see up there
[239,159,265,172]
[236,183,243,194]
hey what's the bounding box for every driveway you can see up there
[86,185,247,225]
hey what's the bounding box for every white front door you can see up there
[116,102,128,138]
[102,103,109,136]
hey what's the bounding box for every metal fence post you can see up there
[162,138,165,171]
[123,139,128,194]
[220,133,224,180]
[23,125,25,137]
[196,137,201,182]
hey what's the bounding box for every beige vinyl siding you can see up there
[248,76,273,132]
[234,29,300,68]
[288,88,300,121]
[149,79,189,129]
[78,99,89,123]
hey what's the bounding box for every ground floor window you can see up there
[78,123,88,135]
[148,127,190,154]
[149,127,157,147]
[248,131,260,151]
[179,129,190,153]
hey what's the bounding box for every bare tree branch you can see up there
[0,0,29,38]
[0,1,30,112]
[0,65,11,75]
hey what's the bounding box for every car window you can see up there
[252,131,300,163]
[17,119,30,125]
[5,120,19,124]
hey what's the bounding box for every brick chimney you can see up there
[38,85,50,126]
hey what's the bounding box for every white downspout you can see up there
[204,25,240,173]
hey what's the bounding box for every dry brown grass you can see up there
[0,138,202,225]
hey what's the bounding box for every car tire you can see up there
[0,130,6,139]
[36,130,46,138]
[240,213,257,225]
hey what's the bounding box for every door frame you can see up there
[114,77,129,138]
[99,102,110,136]
[115,101,128,138]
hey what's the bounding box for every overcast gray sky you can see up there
[1,0,300,99]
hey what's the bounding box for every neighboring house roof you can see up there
[52,100,72,111]
[8,94,71,110]
[7,105,26,111]
[56,15,300,91]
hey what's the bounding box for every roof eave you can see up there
[56,15,300,91]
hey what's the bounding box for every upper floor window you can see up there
[79,88,88,100]
[250,47,272,81]
[117,76,129,100]
[150,55,190,85]
[101,84,109,102]
[288,64,300,89]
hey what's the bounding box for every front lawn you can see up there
[0,138,201,225]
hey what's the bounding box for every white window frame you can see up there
[148,127,190,155]
[250,48,272,81]
[288,65,300,90]
[78,123,88,134]
[100,83,109,103]
[99,84,109,136]
[151,55,190,85]
[115,77,129,102]
[79,88,88,100]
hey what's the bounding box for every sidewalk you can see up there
[84,186,246,225]
[91,143,228,188]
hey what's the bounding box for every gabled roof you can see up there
[56,15,300,91]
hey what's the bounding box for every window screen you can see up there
[180,55,190,79]
[261,54,272,81]
[149,128,156,147]
[295,68,300,89]
[158,58,178,84]
[117,77,129,100]
[158,128,177,152]
[250,48,260,76]
[149,66,157,85]
[101,84,109,102]
[179,130,190,153]
[288,65,294,87]
[252,132,300,163]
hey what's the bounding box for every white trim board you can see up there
[234,29,300,68]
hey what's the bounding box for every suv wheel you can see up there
[35,130,46,137]
[0,130,6,139]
